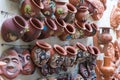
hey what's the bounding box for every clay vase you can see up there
[54,18,66,36]
[54,1,68,19]
[41,0,56,19]
[21,18,44,42]
[31,40,52,67]
[20,0,44,19]
[98,27,112,44]
[38,18,57,39]
[100,56,115,80]
[64,3,77,23]
[58,23,76,41]
[1,15,27,42]
[49,44,67,68]
[75,6,89,23]
[64,46,77,67]
[75,42,87,63]
[89,23,99,36]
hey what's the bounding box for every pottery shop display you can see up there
[21,18,43,42]
[1,15,27,42]
[49,44,67,68]
[13,47,35,75]
[100,56,115,80]
[20,0,44,19]
[38,18,57,39]
[0,48,22,79]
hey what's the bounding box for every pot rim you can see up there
[31,0,44,9]
[64,23,76,34]
[65,46,77,56]
[76,42,87,51]
[67,3,77,13]
[54,18,66,28]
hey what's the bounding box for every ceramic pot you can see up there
[49,44,67,68]
[75,42,88,63]
[31,40,52,67]
[38,18,57,39]
[21,18,43,42]
[64,3,77,23]
[20,0,44,19]
[75,6,89,23]
[89,23,99,36]
[64,46,77,67]
[58,23,76,41]
[69,0,80,7]
[54,18,66,36]
[41,0,56,19]
[100,56,115,80]
[1,15,27,42]
[55,1,68,19]
[98,27,112,44]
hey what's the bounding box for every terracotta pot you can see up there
[49,44,67,68]
[20,0,44,19]
[31,40,52,67]
[64,46,77,67]
[54,18,66,36]
[69,0,80,7]
[41,0,56,19]
[58,23,76,41]
[38,18,57,39]
[1,15,27,42]
[98,27,112,44]
[21,18,43,42]
[75,6,89,23]
[64,3,77,23]
[100,56,115,80]
[75,42,87,63]
[55,1,68,19]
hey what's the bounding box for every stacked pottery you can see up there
[1,15,27,42]
[21,18,44,42]
[20,0,44,19]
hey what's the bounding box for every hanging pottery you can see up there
[21,18,43,42]
[49,44,67,68]
[31,40,52,67]
[0,48,22,79]
[1,15,27,42]
[38,18,57,39]
[20,0,44,19]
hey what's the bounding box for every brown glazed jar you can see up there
[55,1,68,19]
[98,27,112,44]
[31,40,52,67]
[58,23,76,41]
[38,18,57,39]
[20,0,44,19]
[64,46,77,67]
[49,44,67,68]
[100,56,115,80]
[75,6,89,23]
[1,15,27,42]
[21,18,43,42]
[54,18,66,36]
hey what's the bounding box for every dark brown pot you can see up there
[31,40,52,67]
[98,27,112,44]
[49,44,67,68]
[38,18,57,39]
[64,46,77,67]
[64,3,77,23]
[58,23,76,41]
[55,1,68,19]
[21,18,43,42]
[54,18,66,36]
[20,0,44,19]
[1,15,27,42]
[75,6,89,23]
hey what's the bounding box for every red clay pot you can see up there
[1,15,27,42]
[20,0,44,19]
[21,18,43,42]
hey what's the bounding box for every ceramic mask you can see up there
[49,53,65,68]
[19,49,35,75]
[0,49,22,79]
[33,48,51,67]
